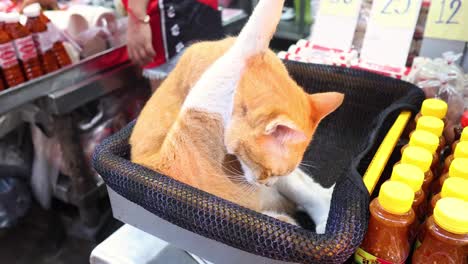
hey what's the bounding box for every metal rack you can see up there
[0,45,143,116]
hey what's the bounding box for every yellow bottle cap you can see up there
[409,130,439,154]
[434,197,468,234]
[391,164,424,193]
[378,181,414,215]
[441,177,468,201]
[421,99,448,119]
[448,158,468,180]
[454,142,468,159]
[461,128,468,142]
[416,116,444,137]
[401,146,433,173]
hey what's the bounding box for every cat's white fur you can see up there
[180,0,333,234]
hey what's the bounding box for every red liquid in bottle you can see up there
[0,19,25,87]
[4,12,43,80]
[24,6,59,74]
[37,11,72,67]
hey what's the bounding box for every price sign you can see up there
[372,0,423,28]
[310,0,363,51]
[319,0,362,17]
[424,0,468,42]
[360,0,423,67]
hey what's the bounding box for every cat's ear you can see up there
[308,92,344,122]
[265,117,307,145]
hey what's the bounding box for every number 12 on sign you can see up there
[424,0,468,41]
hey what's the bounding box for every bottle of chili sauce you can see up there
[0,16,25,87]
[23,4,59,73]
[412,197,468,264]
[354,181,415,264]
[3,12,43,80]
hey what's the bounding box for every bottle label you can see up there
[354,248,406,264]
[47,22,63,43]
[33,32,53,53]
[13,36,38,61]
[0,42,19,68]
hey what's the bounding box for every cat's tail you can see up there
[232,0,285,58]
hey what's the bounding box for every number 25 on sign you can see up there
[372,0,423,28]
[424,0,468,41]
[319,0,362,17]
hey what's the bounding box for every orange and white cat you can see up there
[130,0,344,233]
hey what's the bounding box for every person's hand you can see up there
[127,19,156,66]
[19,0,58,11]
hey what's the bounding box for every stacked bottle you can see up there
[443,141,468,174]
[435,158,468,194]
[24,3,71,68]
[429,177,468,216]
[402,130,439,175]
[355,181,416,264]
[0,12,25,88]
[23,4,59,74]
[452,127,467,151]
[400,146,433,194]
[3,12,43,80]
[414,116,445,153]
[412,198,468,264]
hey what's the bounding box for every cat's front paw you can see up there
[263,211,298,226]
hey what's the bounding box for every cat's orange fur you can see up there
[130,37,343,213]
[130,0,344,219]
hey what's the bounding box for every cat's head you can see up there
[225,52,344,186]
[222,0,344,186]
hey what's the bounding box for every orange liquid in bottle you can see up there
[429,177,468,216]
[37,10,72,67]
[451,127,467,151]
[400,146,434,195]
[441,141,468,175]
[0,20,25,87]
[355,181,415,264]
[436,158,468,195]
[412,198,468,264]
[401,130,439,181]
[24,6,59,74]
[415,116,446,153]
[4,12,43,80]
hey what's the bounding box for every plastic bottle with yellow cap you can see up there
[430,177,468,216]
[412,197,468,264]
[443,141,468,174]
[435,158,468,195]
[451,126,467,151]
[416,98,448,123]
[399,146,434,194]
[355,181,415,264]
[405,98,448,138]
[390,163,426,220]
[402,130,440,172]
[415,115,446,152]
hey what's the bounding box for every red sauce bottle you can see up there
[452,126,467,151]
[402,130,440,177]
[23,5,59,74]
[30,4,72,68]
[400,146,433,194]
[435,158,468,195]
[429,177,468,216]
[412,198,468,264]
[415,115,446,154]
[0,15,25,87]
[354,181,415,264]
[443,141,468,174]
[3,12,43,80]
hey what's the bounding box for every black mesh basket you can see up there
[92,61,424,264]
